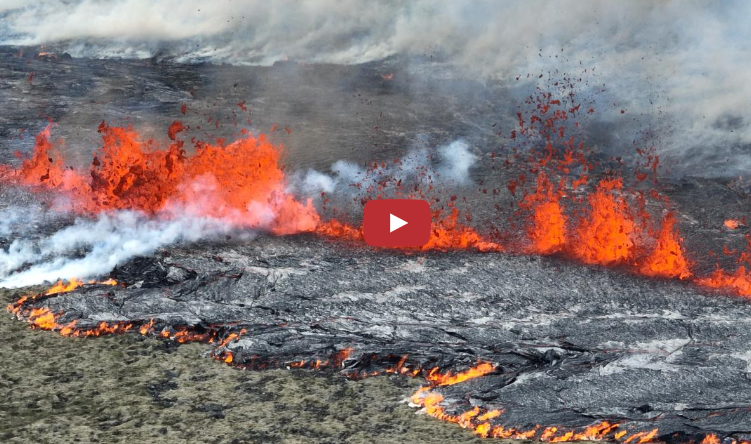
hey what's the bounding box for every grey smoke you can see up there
[2,1,750,177]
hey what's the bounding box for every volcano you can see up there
[3,6,751,442]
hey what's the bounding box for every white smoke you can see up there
[0,203,49,237]
[293,139,477,198]
[0,137,475,288]
[437,141,477,183]
[0,210,245,288]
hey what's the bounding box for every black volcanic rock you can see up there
[12,234,751,442]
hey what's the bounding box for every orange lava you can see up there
[725,219,741,230]
[316,208,500,252]
[524,173,567,254]
[422,208,502,252]
[8,123,501,249]
[5,278,240,341]
[45,278,84,295]
[639,213,691,280]
[696,266,751,297]
[286,348,354,370]
[701,434,721,444]
[410,361,660,442]
[425,361,495,386]
[13,123,319,234]
[573,178,636,266]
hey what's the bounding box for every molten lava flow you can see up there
[17,305,134,337]
[523,173,567,254]
[9,283,234,342]
[696,266,751,297]
[639,213,691,280]
[573,178,636,266]
[27,307,59,330]
[9,123,503,249]
[410,361,662,442]
[285,348,354,370]
[46,278,117,294]
[316,208,500,252]
[11,123,319,234]
[425,361,495,386]
[315,219,363,240]
[45,278,84,294]
[18,126,89,192]
[701,435,721,444]
[8,278,138,337]
[696,236,751,296]
[725,219,741,230]
[422,208,502,252]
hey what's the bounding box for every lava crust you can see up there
[10,234,751,442]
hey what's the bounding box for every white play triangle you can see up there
[389,213,408,233]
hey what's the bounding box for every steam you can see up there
[0,210,242,288]
[0,203,49,237]
[293,139,477,197]
[0,138,475,288]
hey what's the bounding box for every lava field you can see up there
[3,5,751,442]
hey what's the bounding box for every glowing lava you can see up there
[725,219,741,230]
[6,122,499,250]
[523,173,567,254]
[409,361,660,442]
[639,212,691,280]
[14,123,319,234]
[573,178,636,266]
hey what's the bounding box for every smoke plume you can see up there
[2,1,750,177]
[292,139,477,198]
[0,209,242,288]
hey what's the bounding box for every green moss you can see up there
[0,289,490,444]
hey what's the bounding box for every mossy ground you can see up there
[0,289,489,444]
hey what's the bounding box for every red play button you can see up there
[363,199,431,247]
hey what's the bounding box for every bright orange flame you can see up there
[701,434,720,444]
[623,429,659,444]
[14,123,319,234]
[639,213,691,280]
[524,173,567,254]
[422,208,502,252]
[316,219,362,240]
[573,178,636,265]
[412,383,658,443]
[409,360,663,442]
[27,307,59,330]
[315,207,500,252]
[138,319,155,335]
[11,124,501,248]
